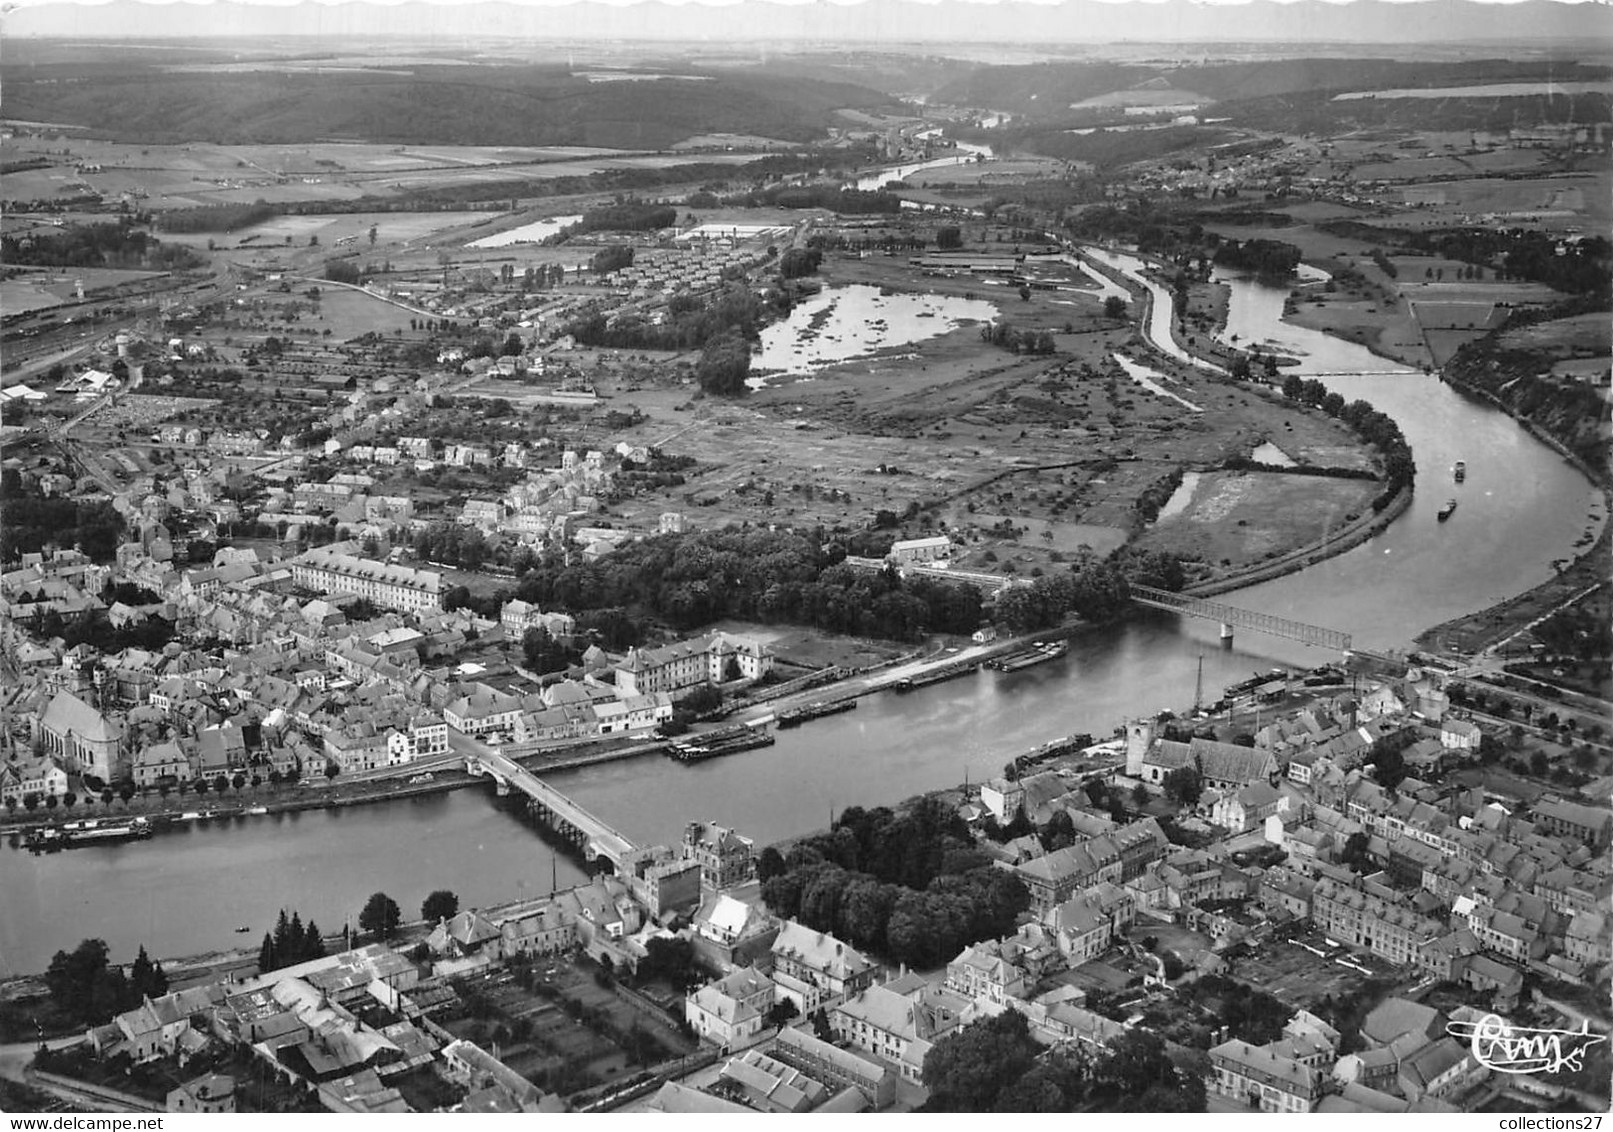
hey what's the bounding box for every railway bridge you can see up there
[1131,585,1353,651]
[464,748,638,871]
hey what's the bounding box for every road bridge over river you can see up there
[1131,585,1353,651]
[463,745,638,870]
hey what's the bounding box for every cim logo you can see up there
[1447,1015,1609,1076]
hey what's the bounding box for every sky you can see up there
[3,0,1604,41]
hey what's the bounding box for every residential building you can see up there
[0,754,70,804]
[888,536,952,566]
[1532,798,1613,849]
[166,1074,235,1114]
[132,741,192,789]
[1048,882,1136,962]
[683,820,755,892]
[945,941,1031,1006]
[770,1025,896,1110]
[685,966,775,1051]
[1311,877,1441,968]
[770,922,878,1015]
[831,981,970,1085]
[1207,1039,1323,1112]
[1396,1037,1488,1104]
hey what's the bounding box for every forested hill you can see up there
[1443,316,1612,476]
[931,57,1612,117]
[1,65,898,148]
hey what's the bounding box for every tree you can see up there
[422,889,460,924]
[359,892,402,939]
[936,226,962,250]
[696,330,751,397]
[765,999,800,1031]
[1104,295,1127,319]
[757,846,787,882]
[1339,830,1372,874]
[1163,765,1203,807]
[923,1010,1043,1111]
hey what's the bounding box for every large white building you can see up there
[615,633,773,697]
[290,549,443,613]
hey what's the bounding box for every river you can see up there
[1,266,1602,979]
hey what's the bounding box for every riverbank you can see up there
[1184,482,1414,599]
[1413,374,1611,655]
[0,734,667,845]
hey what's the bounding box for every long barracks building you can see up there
[290,548,443,613]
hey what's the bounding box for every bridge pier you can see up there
[1220,622,1235,648]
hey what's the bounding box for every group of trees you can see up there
[589,245,635,275]
[989,555,1137,632]
[564,282,763,353]
[1213,238,1303,279]
[695,330,752,397]
[777,246,822,279]
[1413,228,1610,298]
[411,521,491,573]
[923,1013,1206,1112]
[2,221,201,271]
[156,200,278,234]
[522,625,583,675]
[509,527,986,642]
[980,319,1057,355]
[323,258,365,285]
[20,607,177,654]
[1278,375,1414,508]
[44,939,167,1025]
[561,201,678,238]
[257,909,328,974]
[757,799,1032,968]
[1,470,125,564]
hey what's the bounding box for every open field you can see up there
[1133,470,1382,569]
[0,268,165,313]
[1,137,774,211]
[571,244,1382,579]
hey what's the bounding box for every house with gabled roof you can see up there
[770,921,877,1015]
[685,965,774,1051]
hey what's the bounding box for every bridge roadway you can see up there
[461,742,639,870]
[1131,585,1353,651]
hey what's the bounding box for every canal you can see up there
[1,269,1602,978]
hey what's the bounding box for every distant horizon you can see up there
[7,0,1612,44]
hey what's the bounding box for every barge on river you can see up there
[893,661,978,693]
[667,728,776,762]
[987,641,1070,673]
[775,699,857,728]
[26,817,153,853]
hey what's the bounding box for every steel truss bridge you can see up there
[1131,585,1353,651]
